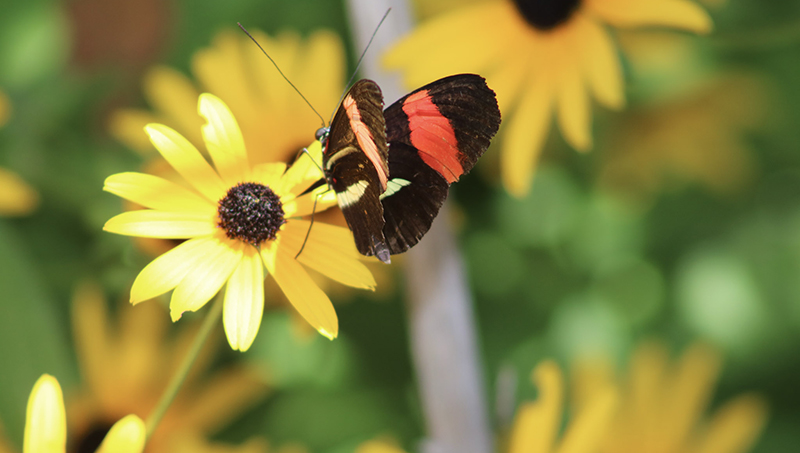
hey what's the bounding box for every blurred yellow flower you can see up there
[23,374,145,453]
[0,90,39,216]
[598,74,764,204]
[597,27,767,204]
[103,93,375,349]
[507,360,618,453]
[357,360,618,453]
[572,341,768,453]
[68,282,268,452]
[385,0,712,196]
[110,29,344,166]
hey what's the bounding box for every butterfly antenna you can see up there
[238,22,326,128]
[330,8,392,125]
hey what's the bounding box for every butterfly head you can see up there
[315,126,330,150]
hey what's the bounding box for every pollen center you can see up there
[513,0,582,31]
[218,182,285,246]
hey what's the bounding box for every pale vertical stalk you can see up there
[145,295,223,440]
[345,2,493,452]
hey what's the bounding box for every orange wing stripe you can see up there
[344,94,388,190]
[403,90,462,184]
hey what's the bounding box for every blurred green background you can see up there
[1,0,799,452]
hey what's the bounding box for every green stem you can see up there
[144,295,223,440]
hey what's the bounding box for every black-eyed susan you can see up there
[103,93,375,350]
[68,282,269,452]
[0,89,39,216]
[384,0,713,196]
[24,374,145,453]
[109,29,343,166]
[356,360,617,453]
[572,341,768,453]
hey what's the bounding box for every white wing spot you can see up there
[337,180,370,208]
[380,178,411,200]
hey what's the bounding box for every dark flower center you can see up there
[513,0,582,30]
[218,182,285,246]
[73,422,113,453]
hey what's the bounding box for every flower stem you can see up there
[144,295,223,441]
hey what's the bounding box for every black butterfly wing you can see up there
[322,79,392,263]
[381,74,501,254]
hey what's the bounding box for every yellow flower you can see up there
[69,282,269,452]
[384,0,712,196]
[507,361,618,453]
[0,89,39,216]
[103,93,375,349]
[23,374,145,453]
[357,361,618,453]
[599,74,764,205]
[110,29,343,166]
[572,341,768,453]
[597,27,766,205]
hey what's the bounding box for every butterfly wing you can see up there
[322,79,392,263]
[381,74,501,254]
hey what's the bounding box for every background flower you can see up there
[384,0,712,196]
[109,29,344,166]
[571,341,768,453]
[68,282,268,453]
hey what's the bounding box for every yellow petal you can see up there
[96,415,146,453]
[223,246,265,351]
[356,440,408,453]
[199,93,250,185]
[486,44,533,115]
[693,394,768,453]
[130,236,223,304]
[251,162,288,189]
[501,76,553,197]
[170,235,244,321]
[555,42,592,152]
[557,386,618,453]
[0,167,39,216]
[579,18,625,110]
[144,123,226,202]
[103,172,214,213]
[143,66,204,146]
[275,141,326,197]
[280,220,375,289]
[585,0,713,34]
[192,30,259,126]
[656,343,721,449]
[103,210,216,238]
[70,282,113,405]
[262,236,338,339]
[509,361,563,453]
[283,186,337,218]
[295,30,346,120]
[627,341,668,442]
[24,375,66,453]
[383,2,515,88]
[108,109,161,153]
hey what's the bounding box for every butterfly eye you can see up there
[315,127,329,142]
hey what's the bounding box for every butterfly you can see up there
[316,74,501,264]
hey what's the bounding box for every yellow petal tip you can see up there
[319,327,337,340]
[97,415,146,453]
